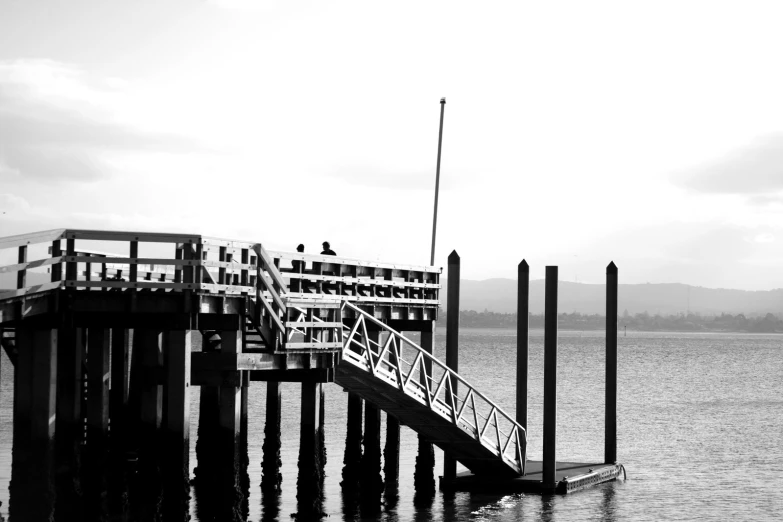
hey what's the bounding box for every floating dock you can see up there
[442,462,625,494]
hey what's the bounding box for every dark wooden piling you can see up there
[444,250,460,481]
[219,330,243,520]
[193,331,221,520]
[605,262,618,464]
[240,372,250,519]
[163,330,192,518]
[517,260,529,432]
[85,327,112,522]
[342,316,364,492]
[10,327,58,520]
[10,328,34,520]
[342,391,363,490]
[361,398,383,513]
[261,381,283,492]
[135,328,165,519]
[319,384,327,476]
[87,327,110,447]
[297,381,325,518]
[109,328,131,452]
[54,326,85,519]
[543,266,558,490]
[138,329,163,433]
[415,321,436,498]
[383,326,401,498]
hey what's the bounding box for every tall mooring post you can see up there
[444,250,460,481]
[605,262,618,464]
[516,259,529,433]
[543,266,558,490]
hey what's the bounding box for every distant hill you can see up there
[441,278,783,317]
[6,273,782,317]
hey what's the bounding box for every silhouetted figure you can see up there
[291,244,305,292]
[321,241,336,256]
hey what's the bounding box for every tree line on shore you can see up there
[436,309,783,333]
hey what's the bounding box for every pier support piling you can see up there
[54,325,85,517]
[261,381,283,492]
[414,321,436,498]
[11,327,58,520]
[109,328,131,452]
[361,334,384,510]
[219,329,243,519]
[163,330,192,518]
[297,381,325,518]
[341,391,363,490]
[543,266,558,490]
[87,327,110,448]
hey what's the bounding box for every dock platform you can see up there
[441,461,625,494]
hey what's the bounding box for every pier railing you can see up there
[340,301,526,475]
[0,229,441,349]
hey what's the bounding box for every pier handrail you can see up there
[340,300,526,475]
[1,230,440,311]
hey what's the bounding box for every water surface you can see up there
[0,329,781,520]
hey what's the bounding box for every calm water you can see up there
[1,328,781,520]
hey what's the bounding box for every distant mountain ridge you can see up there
[441,278,783,316]
[6,273,781,317]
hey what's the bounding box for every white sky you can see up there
[1,0,782,290]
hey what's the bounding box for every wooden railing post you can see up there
[241,248,249,288]
[543,266,558,490]
[174,245,183,284]
[65,238,77,281]
[17,245,27,289]
[51,240,62,282]
[194,244,203,284]
[605,261,618,464]
[218,246,227,284]
[129,240,139,283]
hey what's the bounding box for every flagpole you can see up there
[430,97,446,266]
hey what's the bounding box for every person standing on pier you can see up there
[291,244,305,292]
[321,242,336,256]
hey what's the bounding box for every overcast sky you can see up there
[1,1,782,290]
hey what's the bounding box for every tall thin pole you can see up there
[605,261,618,464]
[516,260,529,432]
[542,266,558,490]
[430,97,446,266]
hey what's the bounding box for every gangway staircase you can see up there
[334,301,527,477]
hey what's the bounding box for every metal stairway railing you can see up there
[337,301,526,476]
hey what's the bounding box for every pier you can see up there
[0,228,623,518]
